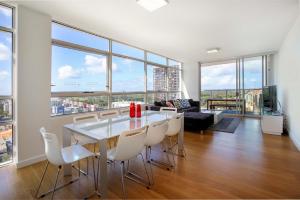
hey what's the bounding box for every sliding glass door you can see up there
[201,60,240,114]
[201,56,267,116]
[242,57,263,115]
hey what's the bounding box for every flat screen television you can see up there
[263,85,277,113]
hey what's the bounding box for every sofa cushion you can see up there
[188,99,199,107]
[154,101,163,106]
[173,99,182,109]
[180,99,191,108]
[182,107,199,112]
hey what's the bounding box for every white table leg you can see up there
[98,139,108,198]
[63,128,72,176]
[177,116,185,157]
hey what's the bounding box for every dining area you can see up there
[34,107,185,199]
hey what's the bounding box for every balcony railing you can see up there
[201,89,262,115]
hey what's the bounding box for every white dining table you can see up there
[62,110,185,198]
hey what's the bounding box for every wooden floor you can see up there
[1,118,300,199]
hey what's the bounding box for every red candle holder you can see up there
[130,102,136,118]
[136,104,141,118]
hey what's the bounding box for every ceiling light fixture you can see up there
[137,0,169,12]
[207,48,220,54]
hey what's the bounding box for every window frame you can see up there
[51,21,183,114]
[0,2,15,166]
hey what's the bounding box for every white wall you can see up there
[16,6,52,167]
[15,6,103,167]
[274,12,300,150]
[182,61,199,100]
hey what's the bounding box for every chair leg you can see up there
[147,147,154,184]
[93,143,96,153]
[140,153,151,187]
[86,157,89,175]
[163,140,173,168]
[92,156,97,190]
[35,161,49,198]
[96,155,100,190]
[120,161,126,199]
[51,165,62,200]
[78,161,81,177]
[168,137,176,167]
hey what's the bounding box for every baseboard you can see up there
[290,131,300,151]
[16,154,46,168]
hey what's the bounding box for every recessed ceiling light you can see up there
[137,0,169,12]
[207,48,220,54]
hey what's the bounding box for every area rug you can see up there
[210,117,241,133]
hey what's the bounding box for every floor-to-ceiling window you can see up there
[200,55,267,116]
[51,23,109,116]
[201,60,238,114]
[51,22,182,116]
[243,57,263,115]
[0,4,14,165]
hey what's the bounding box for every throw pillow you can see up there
[161,100,167,107]
[166,101,174,108]
[180,99,191,108]
[173,99,182,109]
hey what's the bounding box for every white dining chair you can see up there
[73,114,99,175]
[165,113,185,165]
[99,109,120,148]
[160,107,177,113]
[99,109,120,119]
[106,126,150,198]
[36,127,95,200]
[144,120,169,184]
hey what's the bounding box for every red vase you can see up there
[130,102,136,118]
[136,104,141,118]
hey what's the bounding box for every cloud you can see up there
[85,55,107,74]
[0,43,10,61]
[5,37,11,43]
[0,70,9,80]
[0,7,12,17]
[112,63,117,71]
[84,55,118,74]
[245,60,261,74]
[202,64,236,90]
[58,65,80,80]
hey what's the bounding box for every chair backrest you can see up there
[145,120,168,146]
[165,113,183,137]
[40,127,65,166]
[99,109,120,119]
[73,113,99,124]
[119,107,130,115]
[114,126,147,161]
[160,107,177,113]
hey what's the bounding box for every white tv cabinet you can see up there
[261,114,283,135]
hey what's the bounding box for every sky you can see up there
[0,5,12,96]
[201,58,263,91]
[52,23,145,92]
[52,23,178,93]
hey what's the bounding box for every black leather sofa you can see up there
[150,99,200,113]
[149,99,214,133]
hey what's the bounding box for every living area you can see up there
[1,0,300,199]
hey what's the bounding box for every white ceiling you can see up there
[12,0,299,63]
